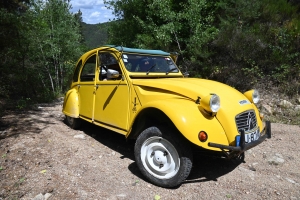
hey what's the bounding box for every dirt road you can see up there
[0,101,299,200]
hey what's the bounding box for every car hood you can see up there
[132,78,247,105]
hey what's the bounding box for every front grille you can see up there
[235,110,257,132]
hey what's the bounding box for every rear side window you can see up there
[80,54,96,82]
[72,60,82,82]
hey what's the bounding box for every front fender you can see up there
[139,98,229,151]
[62,88,79,118]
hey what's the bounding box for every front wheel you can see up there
[134,126,193,188]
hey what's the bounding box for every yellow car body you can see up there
[63,45,271,187]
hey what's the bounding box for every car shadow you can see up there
[79,121,243,187]
[79,120,136,161]
[184,154,243,184]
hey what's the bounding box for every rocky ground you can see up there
[0,100,300,200]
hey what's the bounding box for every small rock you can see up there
[32,193,44,200]
[285,178,296,184]
[268,155,285,165]
[248,165,256,171]
[74,134,85,139]
[112,151,116,156]
[116,194,126,198]
[261,104,273,114]
[295,105,300,111]
[278,100,293,108]
[44,193,52,200]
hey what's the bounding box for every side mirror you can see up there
[183,72,189,77]
[107,69,120,79]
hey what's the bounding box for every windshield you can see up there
[122,53,179,74]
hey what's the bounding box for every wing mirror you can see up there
[107,69,120,79]
[183,72,189,77]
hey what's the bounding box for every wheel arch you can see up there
[127,107,177,139]
[127,99,229,150]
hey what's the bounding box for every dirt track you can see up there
[0,101,300,200]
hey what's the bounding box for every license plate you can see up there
[245,128,260,143]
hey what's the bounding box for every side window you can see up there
[99,52,122,81]
[80,54,96,82]
[72,60,82,82]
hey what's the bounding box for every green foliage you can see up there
[81,22,108,49]
[207,0,300,93]
[0,0,84,105]
[16,97,31,110]
[104,0,300,96]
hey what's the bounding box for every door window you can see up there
[80,54,96,82]
[73,60,82,82]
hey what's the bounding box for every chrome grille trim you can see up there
[235,110,257,132]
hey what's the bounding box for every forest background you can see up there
[0,0,299,118]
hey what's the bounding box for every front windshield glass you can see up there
[122,53,179,74]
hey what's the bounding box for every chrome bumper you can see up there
[208,121,271,153]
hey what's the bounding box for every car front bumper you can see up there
[208,121,271,154]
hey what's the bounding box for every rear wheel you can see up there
[134,126,193,188]
[65,115,81,129]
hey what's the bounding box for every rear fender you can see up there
[62,88,79,118]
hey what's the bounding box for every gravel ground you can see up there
[0,101,299,200]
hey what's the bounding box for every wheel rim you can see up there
[140,136,180,179]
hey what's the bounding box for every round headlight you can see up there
[244,89,260,104]
[210,94,220,112]
[252,89,260,104]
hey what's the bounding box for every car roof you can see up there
[103,45,170,56]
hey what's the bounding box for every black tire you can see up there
[65,115,81,129]
[134,126,193,188]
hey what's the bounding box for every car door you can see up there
[78,54,97,120]
[93,52,130,133]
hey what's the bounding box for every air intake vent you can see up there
[235,110,257,132]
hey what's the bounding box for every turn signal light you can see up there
[198,131,208,142]
[260,113,264,120]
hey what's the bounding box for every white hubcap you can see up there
[140,136,180,179]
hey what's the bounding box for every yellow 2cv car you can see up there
[63,45,271,188]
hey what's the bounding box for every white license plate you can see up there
[245,128,260,143]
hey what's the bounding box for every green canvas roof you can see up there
[104,45,170,56]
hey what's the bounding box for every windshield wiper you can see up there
[166,67,177,75]
[146,64,156,75]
